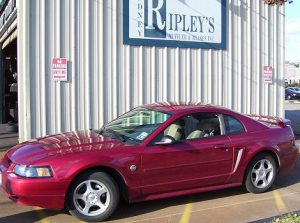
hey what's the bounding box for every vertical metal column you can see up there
[0,45,4,123]
[17,0,31,140]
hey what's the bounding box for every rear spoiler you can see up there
[246,114,291,127]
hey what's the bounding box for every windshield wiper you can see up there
[101,129,126,142]
[98,127,105,134]
[98,127,138,144]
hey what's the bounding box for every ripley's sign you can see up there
[123,0,226,49]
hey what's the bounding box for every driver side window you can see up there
[151,113,222,145]
[163,118,185,141]
[185,113,222,140]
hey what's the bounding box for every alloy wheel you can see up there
[251,159,274,189]
[73,180,111,216]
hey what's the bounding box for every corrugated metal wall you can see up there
[17,0,285,142]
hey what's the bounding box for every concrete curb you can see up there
[250,210,300,223]
[285,100,300,104]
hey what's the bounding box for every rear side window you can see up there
[223,115,245,135]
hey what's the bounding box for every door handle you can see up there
[214,144,229,149]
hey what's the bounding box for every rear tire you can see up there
[66,171,119,222]
[244,154,277,193]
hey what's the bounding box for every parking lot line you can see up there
[129,191,298,223]
[179,203,193,223]
[272,190,288,213]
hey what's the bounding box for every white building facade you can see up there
[1,0,286,141]
[285,62,300,85]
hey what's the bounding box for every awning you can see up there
[2,28,16,49]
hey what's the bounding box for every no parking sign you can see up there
[52,58,68,81]
[264,66,273,84]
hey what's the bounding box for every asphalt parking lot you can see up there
[0,102,300,223]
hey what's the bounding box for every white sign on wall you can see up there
[52,58,68,81]
[124,0,226,49]
[264,66,273,84]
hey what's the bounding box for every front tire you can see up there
[244,154,277,193]
[66,171,119,222]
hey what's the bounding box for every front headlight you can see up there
[13,165,53,178]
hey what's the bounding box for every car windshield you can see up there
[294,88,300,92]
[102,107,171,144]
[288,87,300,92]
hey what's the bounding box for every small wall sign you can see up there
[52,58,68,81]
[264,66,273,84]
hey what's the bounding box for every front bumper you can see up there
[289,95,300,100]
[0,164,69,210]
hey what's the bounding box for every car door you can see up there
[221,114,248,182]
[140,113,234,195]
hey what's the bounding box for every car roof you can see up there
[143,102,232,114]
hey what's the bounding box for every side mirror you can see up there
[155,136,176,146]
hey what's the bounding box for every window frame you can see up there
[148,112,227,146]
[222,114,246,136]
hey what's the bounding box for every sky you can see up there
[286,1,300,62]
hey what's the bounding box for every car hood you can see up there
[289,91,300,94]
[6,130,124,165]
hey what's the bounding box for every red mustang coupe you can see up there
[0,102,298,222]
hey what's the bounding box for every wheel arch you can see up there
[243,148,280,184]
[66,166,129,202]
